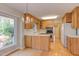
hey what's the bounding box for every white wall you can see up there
[0,4,24,55]
[19,17,25,49]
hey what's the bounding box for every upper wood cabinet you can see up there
[24,13,40,29]
[24,13,33,29]
[62,12,72,23]
[40,20,54,29]
[72,7,79,28]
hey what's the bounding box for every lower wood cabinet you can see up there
[67,37,71,51]
[24,36,32,48]
[32,36,50,51]
[32,36,40,50]
[40,36,50,51]
[67,36,79,55]
[24,35,50,51]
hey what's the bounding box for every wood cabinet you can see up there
[32,36,50,51]
[24,23,33,29]
[24,13,40,29]
[24,13,33,29]
[32,36,40,50]
[67,37,71,51]
[67,36,79,55]
[24,35,50,51]
[40,36,50,51]
[72,7,79,28]
[24,36,32,48]
[62,13,72,23]
[40,20,54,29]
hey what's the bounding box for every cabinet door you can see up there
[72,10,75,28]
[66,13,72,23]
[25,23,32,29]
[25,36,32,48]
[36,36,40,50]
[40,36,50,51]
[77,9,79,28]
[72,9,77,28]
[75,39,79,55]
[67,37,71,51]
[32,36,36,49]
[36,22,40,30]
[70,38,77,54]
[67,37,79,55]
[72,7,79,28]
[62,13,72,23]
[32,36,40,50]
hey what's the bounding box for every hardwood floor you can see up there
[32,38,73,56]
[8,38,73,56]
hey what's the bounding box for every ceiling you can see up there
[2,3,79,20]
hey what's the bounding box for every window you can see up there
[0,16,14,49]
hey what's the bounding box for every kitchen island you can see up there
[24,32,51,51]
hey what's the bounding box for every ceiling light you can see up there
[41,15,58,19]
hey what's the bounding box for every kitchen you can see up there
[0,3,79,56]
[17,4,79,55]
[24,13,57,51]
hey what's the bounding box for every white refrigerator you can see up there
[61,23,76,48]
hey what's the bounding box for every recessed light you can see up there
[41,15,58,19]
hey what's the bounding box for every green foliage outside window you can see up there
[0,17,14,46]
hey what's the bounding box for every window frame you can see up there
[0,12,18,50]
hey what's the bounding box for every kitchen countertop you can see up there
[24,29,53,36]
[67,35,79,38]
[24,32,52,36]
